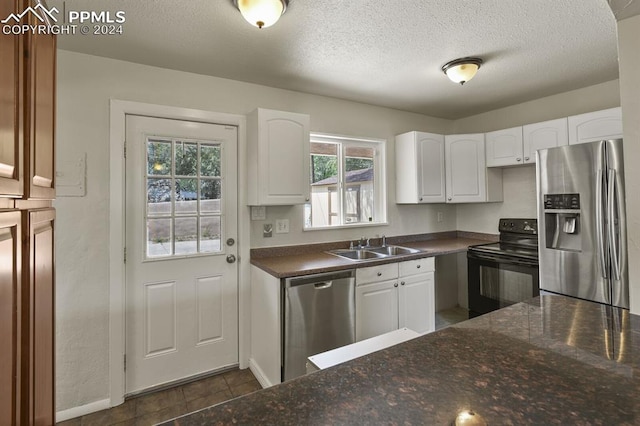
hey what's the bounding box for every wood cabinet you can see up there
[0,211,22,426]
[356,258,435,341]
[445,134,502,203]
[522,118,568,162]
[485,127,524,167]
[22,209,55,426]
[0,0,24,197]
[395,131,446,203]
[568,107,623,145]
[247,108,310,205]
[0,0,56,423]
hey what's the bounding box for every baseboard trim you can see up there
[56,398,111,422]
[248,358,274,389]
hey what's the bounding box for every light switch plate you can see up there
[275,219,290,234]
[251,206,266,221]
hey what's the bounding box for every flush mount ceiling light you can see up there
[233,0,288,29]
[441,57,484,85]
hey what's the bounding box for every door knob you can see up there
[226,254,236,264]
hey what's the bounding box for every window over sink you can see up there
[305,133,387,229]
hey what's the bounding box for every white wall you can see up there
[54,50,456,412]
[617,14,640,314]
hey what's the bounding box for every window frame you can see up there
[305,132,387,231]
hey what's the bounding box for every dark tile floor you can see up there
[57,368,261,426]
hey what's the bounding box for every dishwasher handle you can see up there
[314,282,332,289]
[286,270,355,288]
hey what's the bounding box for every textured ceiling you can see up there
[50,0,620,119]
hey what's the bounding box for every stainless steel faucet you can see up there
[381,235,387,247]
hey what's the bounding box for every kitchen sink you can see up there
[367,245,421,256]
[328,249,387,260]
[327,245,421,261]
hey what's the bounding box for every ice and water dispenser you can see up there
[543,193,581,252]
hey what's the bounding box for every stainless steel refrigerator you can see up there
[536,139,628,309]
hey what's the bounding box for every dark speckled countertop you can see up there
[250,231,496,278]
[163,295,639,425]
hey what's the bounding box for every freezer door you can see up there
[537,141,610,305]
[605,139,629,309]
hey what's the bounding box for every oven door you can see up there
[467,251,539,318]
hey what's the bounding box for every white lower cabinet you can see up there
[356,258,435,341]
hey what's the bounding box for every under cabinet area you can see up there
[247,108,310,206]
[355,258,435,341]
[395,131,446,203]
[568,107,623,145]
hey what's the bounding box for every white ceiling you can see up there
[50,0,620,119]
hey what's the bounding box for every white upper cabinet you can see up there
[445,134,503,203]
[522,118,568,163]
[395,131,445,203]
[568,107,623,145]
[485,127,524,167]
[247,108,310,205]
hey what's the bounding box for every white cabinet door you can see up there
[356,280,399,341]
[568,107,623,145]
[522,118,568,163]
[398,272,435,334]
[445,134,502,203]
[247,108,310,205]
[395,131,445,203]
[485,127,524,167]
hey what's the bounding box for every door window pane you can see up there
[176,178,198,214]
[147,218,172,257]
[175,217,198,255]
[200,217,221,253]
[147,179,172,216]
[200,179,221,213]
[200,145,221,177]
[147,140,172,175]
[175,141,198,176]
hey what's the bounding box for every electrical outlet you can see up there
[275,219,290,234]
[437,212,443,223]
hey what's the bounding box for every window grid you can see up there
[145,137,223,259]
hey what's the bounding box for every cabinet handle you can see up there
[305,197,310,201]
[419,197,423,201]
[377,272,382,277]
[394,283,399,288]
[400,281,405,286]
[516,158,522,162]
[525,157,530,161]
[447,197,452,201]
[417,264,421,269]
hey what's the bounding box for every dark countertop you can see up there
[250,235,494,278]
[163,295,639,425]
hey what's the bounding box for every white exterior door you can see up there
[124,115,238,394]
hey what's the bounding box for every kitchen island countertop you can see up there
[163,295,638,425]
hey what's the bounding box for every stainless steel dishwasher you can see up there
[283,269,355,381]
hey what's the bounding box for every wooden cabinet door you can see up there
[355,280,398,341]
[522,118,568,163]
[485,127,524,167]
[0,211,22,426]
[398,272,435,334]
[22,209,55,426]
[25,17,56,200]
[0,0,24,197]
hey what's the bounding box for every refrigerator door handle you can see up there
[595,169,608,278]
[607,169,621,280]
